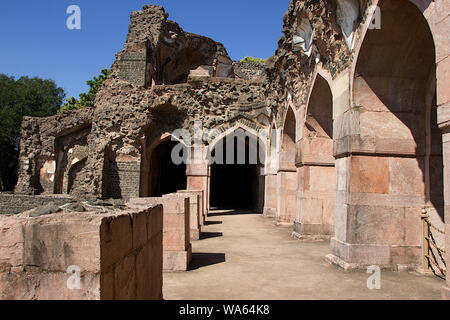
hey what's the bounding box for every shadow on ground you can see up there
[200,232,223,240]
[189,253,226,270]
[204,220,223,226]
[208,209,261,217]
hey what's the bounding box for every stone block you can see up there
[163,244,192,272]
[0,219,24,269]
[0,206,164,300]
[100,214,133,270]
[350,156,389,194]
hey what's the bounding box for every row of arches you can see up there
[131,0,445,269]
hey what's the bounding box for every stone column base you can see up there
[263,207,276,218]
[273,220,294,228]
[327,238,420,271]
[292,222,333,240]
[163,244,192,272]
[291,231,331,242]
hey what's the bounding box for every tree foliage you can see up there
[58,69,111,113]
[240,56,267,64]
[0,75,65,191]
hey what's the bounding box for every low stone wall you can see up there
[127,194,192,272]
[0,193,73,215]
[0,205,163,300]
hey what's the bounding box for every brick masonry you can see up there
[0,193,73,215]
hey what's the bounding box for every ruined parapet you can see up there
[0,193,73,215]
[127,194,192,272]
[266,0,351,116]
[0,205,163,300]
[115,5,234,88]
[232,61,266,80]
[15,108,93,196]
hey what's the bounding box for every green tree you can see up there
[0,75,65,191]
[240,56,267,64]
[59,69,111,113]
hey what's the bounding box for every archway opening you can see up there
[209,130,265,212]
[148,139,187,197]
[282,107,296,153]
[276,107,297,224]
[296,73,335,236]
[306,75,333,140]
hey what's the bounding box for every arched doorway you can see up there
[142,137,188,197]
[208,127,266,212]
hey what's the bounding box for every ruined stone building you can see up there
[2,0,450,299]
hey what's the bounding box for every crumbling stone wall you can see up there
[15,108,93,196]
[233,61,266,80]
[0,193,72,215]
[14,5,270,201]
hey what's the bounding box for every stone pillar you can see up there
[294,135,335,239]
[438,127,450,299]
[177,190,202,240]
[327,107,427,270]
[434,2,450,296]
[263,170,278,218]
[437,70,450,299]
[275,151,297,226]
[186,158,210,217]
[128,195,192,272]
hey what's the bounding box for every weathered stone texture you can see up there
[0,193,72,215]
[127,194,192,272]
[0,205,163,300]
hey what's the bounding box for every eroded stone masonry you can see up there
[1,0,450,299]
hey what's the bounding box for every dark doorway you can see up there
[149,140,187,197]
[209,132,265,212]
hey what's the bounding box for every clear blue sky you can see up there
[0,1,290,101]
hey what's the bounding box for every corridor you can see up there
[163,210,444,300]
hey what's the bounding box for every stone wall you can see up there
[0,193,73,215]
[0,205,163,300]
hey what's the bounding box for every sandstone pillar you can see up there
[263,170,278,218]
[186,160,210,217]
[275,150,297,226]
[294,125,335,238]
[177,190,202,240]
[295,162,335,239]
[128,195,192,272]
